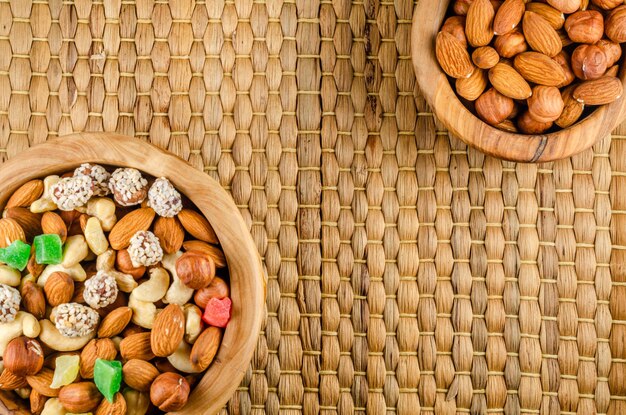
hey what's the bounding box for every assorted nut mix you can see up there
[436,0,626,133]
[0,163,231,415]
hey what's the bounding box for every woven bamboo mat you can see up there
[1,0,625,413]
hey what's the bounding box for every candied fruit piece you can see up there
[94,359,122,402]
[50,354,80,388]
[34,234,63,265]
[0,240,31,271]
[202,297,232,328]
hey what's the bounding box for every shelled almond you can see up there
[438,0,626,133]
[0,165,233,415]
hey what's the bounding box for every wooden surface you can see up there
[411,0,626,162]
[0,133,266,415]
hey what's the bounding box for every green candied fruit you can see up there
[33,234,63,265]
[94,359,122,402]
[0,240,31,271]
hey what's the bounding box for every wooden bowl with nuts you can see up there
[412,0,626,162]
[0,133,266,415]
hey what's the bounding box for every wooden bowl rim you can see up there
[411,0,626,162]
[0,133,266,415]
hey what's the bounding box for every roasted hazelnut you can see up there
[115,249,146,280]
[552,51,576,88]
[606,5,626,43]
[517,111,553,134]
[564,11,604,44]
[596,39,622,67]
[494,30,528,58]
[176,251,216,290]
[3,336,44,377]
[528,86,565,123]
[592,0,623,9]
[475,88,515,125]
[571,44,607,80]
[441,16,467,47]
[150,373,190,412]
[453,0,472,15]
[547,0,582,14]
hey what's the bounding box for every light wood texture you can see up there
[411,0,626,162]
[0,133,266,415]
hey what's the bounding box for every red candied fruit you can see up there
[202,297,232,328]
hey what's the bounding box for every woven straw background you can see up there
[1,0,625,413]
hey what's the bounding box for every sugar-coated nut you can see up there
[74,163,111,197]
[571,44,607,80]
[564,11,604,44]
[83,271,119,309]
[150,372,190,411]
[176,251,216,290]
[128,231,163,267]
[147,177,183,217]
[54,303,99,338]
[3,336,44,376]
[50,176,94,211]
[84,217,109,256]
[0,283,20,323]
[108,168,148,206]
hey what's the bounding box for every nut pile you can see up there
[0,164,232,415]
[436,0,626,133]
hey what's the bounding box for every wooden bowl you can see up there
[0,133,266,415]
[411,0,626,162]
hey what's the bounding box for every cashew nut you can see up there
[166,340,203,373]
[97,250,137,293]
[123,388,150,415]
[84,217,109,255]
[19,274,36,291]
[86,197,117,231]
[30,176,60,213]
[132,267,169,303]
[0,265,21,286]
[38,319,94,351]
[128,291,158,329]
[183,304,203,344]
[61,235,89,268]
[162,252,193,305]
[15,387,30,399]
[41,398,67,415]
[111,336,123,350]
[0,311,40,354]
[37,263,86,286]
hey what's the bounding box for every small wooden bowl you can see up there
[0,133,266,415]
[412,0,626,162]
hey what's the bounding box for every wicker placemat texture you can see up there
[1,0,625,413]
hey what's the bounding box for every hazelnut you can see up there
[441,16,467,47]
[176,251,216,290]
[475,88,515,125]
[592,0,622,9]
[58,382,103,413]
[596,39,622,67]
[150,372,190,412]
[564,11,604,44]
[571,44,607,80]
[194,277,230,308]
[552,51,576,88]
[453,0,472,15]
[115,249,146,280]
[547,0,582,14]
[517,111,553,134]
[606,5,626,43]
[528,86,565,123]
[494,30,528,58]
[3,336,44,377]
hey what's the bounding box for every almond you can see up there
[0,218,25,248]
[120,332,155,361]
[472,46,499,69]
[556,85,585,128]
[607,64,620,77]
[6,180,44,208]
[95,392,126,415]
[58,382,102,413]
[0,369,28,390]
[98,306,133,338]
[488,63,532,100]
[151,304,185,357]
[153,216,184,254]
[4,207,42,241]
[80,338,117,379]
[189,327,222,372]
[466,0,495,47]
[514,52,567,86]
[573,76,624,105]
[27,251,44,278]
[435,31,475,79]
[525,3,564,30]
[527,86,564,123]
[177,209,218,244]
[44,272,74,307]
[41,212,68,243]
[122,360,160,392]
[522,11,562,57]
[493,0,524,35]
[108,208,156,250]
[30,389,47,414]
[547,0,581,13]
[21,281,46,319]
[26,368,59,397]
[182,240,227,268]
